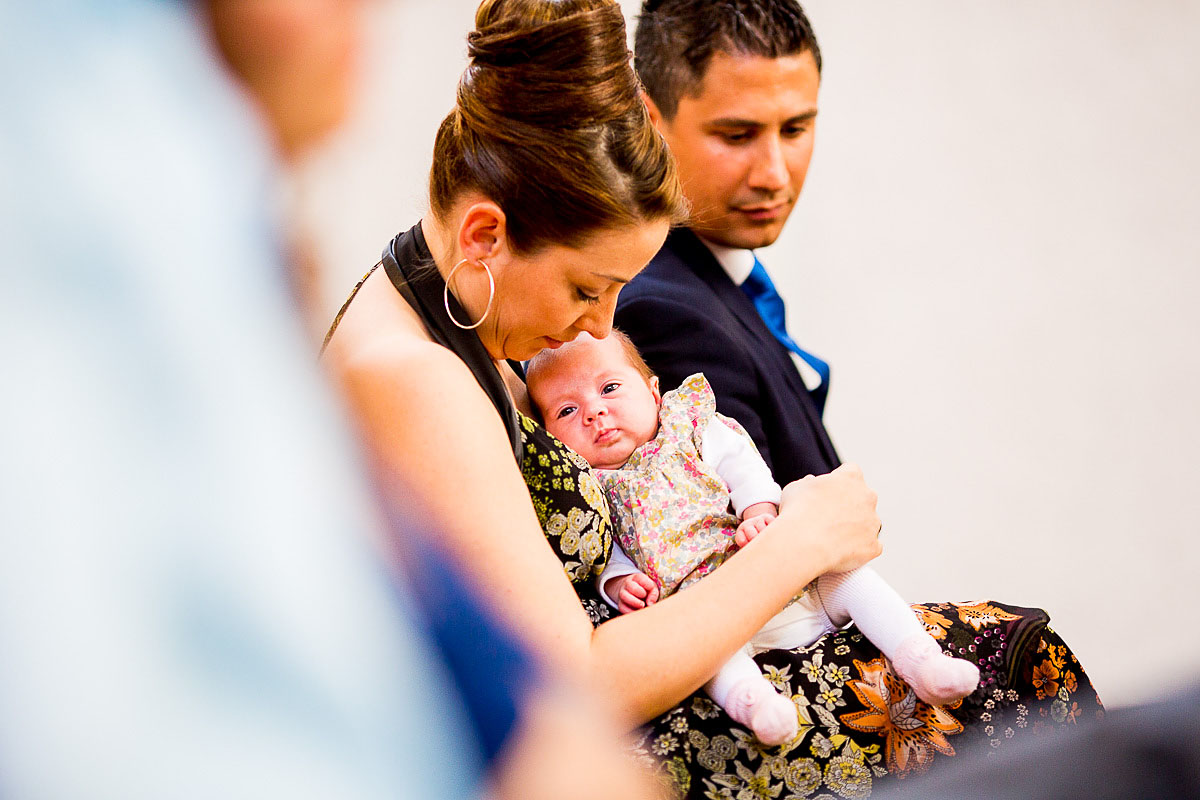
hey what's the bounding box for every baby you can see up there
[525,331,979,745]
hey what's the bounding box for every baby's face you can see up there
[529,334,661,469]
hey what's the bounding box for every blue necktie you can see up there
[740,255,831,414]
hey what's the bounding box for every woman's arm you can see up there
[331,327,880,724]
[336,337,599,669]
[587,465,879,720]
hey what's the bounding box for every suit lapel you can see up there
[666,230,814,403]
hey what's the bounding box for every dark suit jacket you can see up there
[614,228,840,486]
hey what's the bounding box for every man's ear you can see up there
[640,90,666,132]
[457,199,508,264]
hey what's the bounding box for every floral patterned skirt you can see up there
[628,601,1103,800]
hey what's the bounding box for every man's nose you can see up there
[748,134,789,192]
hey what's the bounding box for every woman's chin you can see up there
[509,345,541,362]
[512,338,564,362]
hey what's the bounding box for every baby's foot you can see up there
[724,677,798,746]
[891,633,980,706]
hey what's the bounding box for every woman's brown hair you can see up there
[430,0,687,253]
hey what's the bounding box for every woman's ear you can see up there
[457,199,508,264]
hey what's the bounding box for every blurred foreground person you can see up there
[0,1,476,796]
[0,2,655,798]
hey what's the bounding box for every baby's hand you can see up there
[734,506,777,548]
[613,572,660,614]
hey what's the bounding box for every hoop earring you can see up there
[443,257,495,330]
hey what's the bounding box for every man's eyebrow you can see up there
[785,110,819,125]
[708,110,818,128]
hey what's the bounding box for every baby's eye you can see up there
[601,382,620,394]
[556,405,577,419]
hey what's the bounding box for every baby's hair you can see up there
[610,328,656,381]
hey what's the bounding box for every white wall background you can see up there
[296,0,1200,707]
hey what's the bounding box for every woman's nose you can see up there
[576,314,612,340]
[576,296,616,340]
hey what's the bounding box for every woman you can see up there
[324,0,1101,797]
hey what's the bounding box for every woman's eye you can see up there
[575,288,602,305]
[556,406,577,419]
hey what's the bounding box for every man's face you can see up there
[654,49,820,250]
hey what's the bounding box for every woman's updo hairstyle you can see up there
[430,0,687,253]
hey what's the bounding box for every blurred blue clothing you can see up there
[394,525,540,765]
[0,2,485,797]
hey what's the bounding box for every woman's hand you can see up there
[775,463,882,576]
[590,462,881,720]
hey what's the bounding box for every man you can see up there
[617,0,835,486]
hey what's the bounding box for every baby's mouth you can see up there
[594,428,619,444]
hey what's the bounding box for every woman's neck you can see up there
[497,360,533,417]
[421,212,505,360]
[420,214,454,279]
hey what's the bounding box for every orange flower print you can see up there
[951,602,1021,631]
[912,606,954,641]
[841,657,964,776]
[1031,660,1061,700]
[1063,670,1078,693]
[1048,644,1068,670]
[1066,701,1090,724]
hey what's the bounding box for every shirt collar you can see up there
[695,235,825,390]
[697,237,757,286]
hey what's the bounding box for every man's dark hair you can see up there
[634,0,822,120]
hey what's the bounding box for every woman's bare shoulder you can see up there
[324,269,459,378]
[323,270,507,446]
